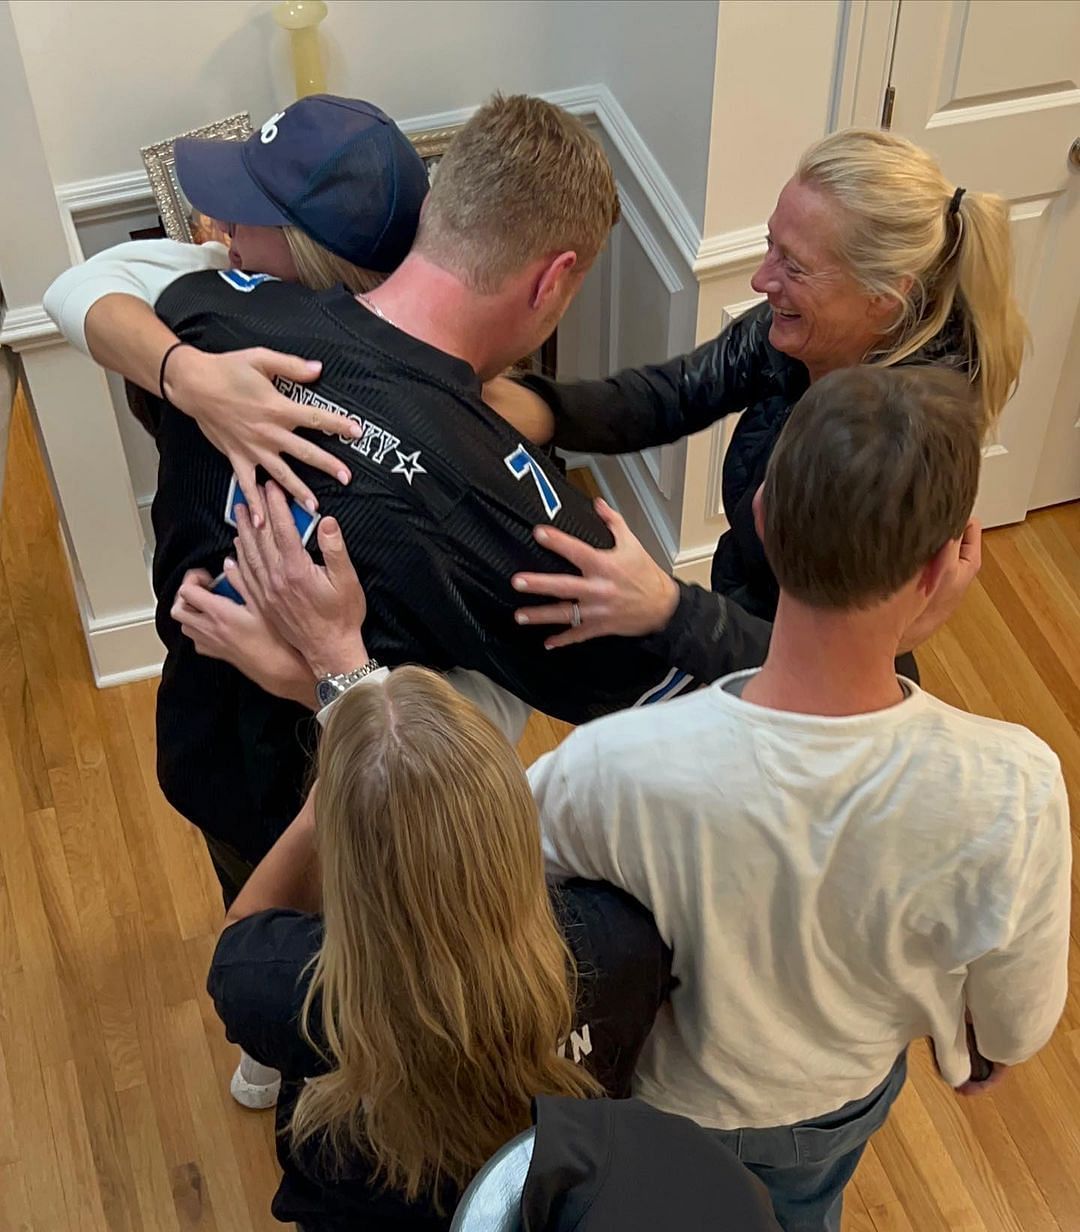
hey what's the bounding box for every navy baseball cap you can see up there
[174,95,429,273]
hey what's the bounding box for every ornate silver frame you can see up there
[140,112,252,242]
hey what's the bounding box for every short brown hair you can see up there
[762,366,982,608]
[413,93,620,292]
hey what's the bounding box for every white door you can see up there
[887,0,1080,526]
[1029,296,1080,510]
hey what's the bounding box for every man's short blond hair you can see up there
[413,93,620,293]
[763,366,982,609]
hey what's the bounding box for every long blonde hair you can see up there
[797,128,1027,427]
[283,225,384,295]
[290,667,598,1203]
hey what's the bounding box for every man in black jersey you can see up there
[136,95,771,897]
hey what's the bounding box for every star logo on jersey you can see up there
[391,449,427,485]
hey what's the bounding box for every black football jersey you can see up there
[151,271,694,861]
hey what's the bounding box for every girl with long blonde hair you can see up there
[208,663,669,1230]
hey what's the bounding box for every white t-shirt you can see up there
[529,670,1071,1130]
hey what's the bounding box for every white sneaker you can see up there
[230,1051,281,1109]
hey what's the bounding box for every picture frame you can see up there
[140,112,252,242]
[407,123,461,180]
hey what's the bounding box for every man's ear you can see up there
[752,485,766,542]
[531,250,578,309]
[917,537,958,598]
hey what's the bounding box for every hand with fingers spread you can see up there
[233,482,368,677]
[163,345,363,525]
[511,498,680,649]
[170,567,316,707]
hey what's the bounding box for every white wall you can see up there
[9,0,717,223]
[702,0,844,237]
[563,1,718,227]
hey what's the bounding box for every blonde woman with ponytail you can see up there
[208,661,670,1231]
[491,128,1024,686]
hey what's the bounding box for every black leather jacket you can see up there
[523,302,967,683]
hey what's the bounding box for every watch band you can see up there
[315,659,382,709]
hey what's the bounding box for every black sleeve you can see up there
[554,880,673,1099]
[640,581,772,681]
[519,303,780,456]
[207,910,327,1080]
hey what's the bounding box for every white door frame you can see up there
[831,0,901,132]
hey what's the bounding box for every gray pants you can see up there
[711,1053,907,1232]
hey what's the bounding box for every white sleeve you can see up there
[444,669,532,745]
[529,728,625,886]
[965,770,1072,1065]
[43,239,229,355]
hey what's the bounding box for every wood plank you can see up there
[116,1084,184,1232]
[0,1160,35,1232]
[42,1059,111,1232]
[0,972,71,1232]
[165,998,256,1232]
[183,932,281,1232]
[904,1043,1058,1232]
[851,1142,918,1232]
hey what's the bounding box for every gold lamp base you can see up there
[273,0,329,99]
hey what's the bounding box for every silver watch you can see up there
[315,660,382,709]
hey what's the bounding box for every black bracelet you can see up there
[158,341,188,401]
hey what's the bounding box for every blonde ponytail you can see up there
[951,190,1027,431]
[797,128,1027,428]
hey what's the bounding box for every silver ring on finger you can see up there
[570,601,583,628]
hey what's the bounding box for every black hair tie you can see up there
[948,186,966,215]
[158,341,188,401]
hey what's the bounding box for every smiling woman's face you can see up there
[750,178,893,382]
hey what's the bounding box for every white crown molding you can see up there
[0,303,60,350]
[56,168,154,221]
[692,223,768,281]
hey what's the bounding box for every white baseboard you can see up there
[85,605,163,686]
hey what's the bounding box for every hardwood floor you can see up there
[1,386,1077,1231]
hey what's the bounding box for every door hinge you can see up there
[881,85,896,130]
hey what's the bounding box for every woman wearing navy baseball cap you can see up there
[174,94,428,292]
[46,94,430,516]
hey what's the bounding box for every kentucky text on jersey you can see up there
[275,377,427,482]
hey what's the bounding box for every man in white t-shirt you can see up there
[529,365,1071,1232]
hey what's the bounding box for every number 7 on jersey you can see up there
[504,444,563,521]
